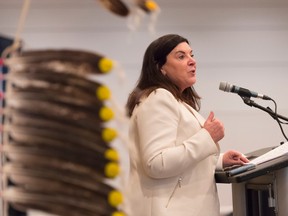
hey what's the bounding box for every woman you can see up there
[125,34,248,216]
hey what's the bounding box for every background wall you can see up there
[1,0,288,214]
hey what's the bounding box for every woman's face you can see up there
[161,42,196,92]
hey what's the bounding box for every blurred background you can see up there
[1,0,288,214]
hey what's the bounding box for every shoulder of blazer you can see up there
[133,88,180,116]
[142,88,180,107]
[147,88,177,101]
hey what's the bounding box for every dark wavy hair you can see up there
[126,34,201,117]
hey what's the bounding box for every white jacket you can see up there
[126,88,222,216]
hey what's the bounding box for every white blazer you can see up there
[125,88,222,216]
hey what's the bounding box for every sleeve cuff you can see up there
[216,153,224,170]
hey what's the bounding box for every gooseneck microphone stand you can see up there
[241,96,288,143]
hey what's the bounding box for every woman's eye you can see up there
[191,54,194,58]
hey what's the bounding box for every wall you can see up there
[1,0,288,213]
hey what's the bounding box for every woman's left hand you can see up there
[222,150,250,168]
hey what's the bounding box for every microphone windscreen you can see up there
[219,82,231,92]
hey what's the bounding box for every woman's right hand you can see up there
[203,111,225,143]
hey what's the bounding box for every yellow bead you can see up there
[99,107,114,121]
[102,128,117,142]
[105,162,120,178]
[145,0,158,11]
[96,85,111,100]
[98,58,113,73]
[108,190,123,207]
[111,211,125,216]
[105,149,119,161]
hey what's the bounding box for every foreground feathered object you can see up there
[127,0,160,32]
[4,49,115,75]
[0,49,125,216]
[134,0,159,13]
[97,0,130,17]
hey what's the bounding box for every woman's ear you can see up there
[160,68,167,75]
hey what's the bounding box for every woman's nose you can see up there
[188,56,196,65]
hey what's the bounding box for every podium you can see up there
[215,147,288,216]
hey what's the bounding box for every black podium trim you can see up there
[215,154,288,183]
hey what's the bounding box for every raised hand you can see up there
[203,111,225,143]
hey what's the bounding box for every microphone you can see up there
[219,82,271,100]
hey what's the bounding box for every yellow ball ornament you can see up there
[102,128,117,142]
[105,149,119,161]
[105,162,120,178]
[99,107,114,121]
[145,0,158,11]
[98,57,113,73]
[96,85,111,100]
[108,190,123,207]
[111,211,125,216]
